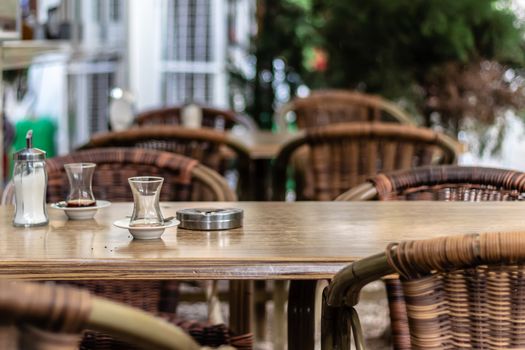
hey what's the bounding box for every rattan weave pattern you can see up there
[273,123,458,200]
[371,165,525,201]
[0,280,233,350]
[68,280,170,350]
[340,165,525,350]
[386,232,525,350]
[46,148,200,203]
[279,90,415,129]
[134,106,257,131]
[80,127,237,172]
[0,280,90,350]
[80,126,251,199]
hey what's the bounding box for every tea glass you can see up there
[64,163,96,207]
[128,176,164,227]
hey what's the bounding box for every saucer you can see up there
[113,219,180,240]
[51,200,111,220]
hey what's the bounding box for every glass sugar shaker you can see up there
[13,130,49,227]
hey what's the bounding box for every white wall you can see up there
[127,0,162,110]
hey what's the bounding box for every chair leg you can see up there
[321,288,336,350]
[323,306,366,350]
[254,280,267,342]
[329,307,358,350]
[273,280,288,350]
[205,280,224,325]
[349,308,365,350]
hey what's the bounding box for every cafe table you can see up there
[2,201,525,349]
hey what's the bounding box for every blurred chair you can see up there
[3,147,236,204]
[337,165,525,201]
[135,105,258,132]
[322,232,525,349]
[45,147,236,203]
[273,122,458,201]
[1,148,250,349]
[276,90,417,203]
[277,90,416,130]
[337,165,525,349]
[0,279,236,350]
[80,126,251,200]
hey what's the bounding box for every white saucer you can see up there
[51,200,111,220]
[113,219,180,240]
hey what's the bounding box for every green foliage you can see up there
[233,0,525,133]
[238,0,311,129]
[311,0,525,101]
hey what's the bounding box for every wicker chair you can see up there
[273,123,459,201]
[277,90,416,130]
[135,105,258,131]
[47,148,236,203]
[322,231,525,350]
[0,279,238,350]
[337,165,525,202]
[2,147,236,204]
[80,126,251,199]
[337,165,525,349]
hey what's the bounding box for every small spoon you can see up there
[125,215,175,222]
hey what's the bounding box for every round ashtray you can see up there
[176,208,243,231]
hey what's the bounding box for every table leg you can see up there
[288,280,328,350]
[229,280,253,335]
[252,159,273,200]
[273,280,288,350]
[254,280,267,342]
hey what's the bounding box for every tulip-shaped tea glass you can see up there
[64,163,96,207]
[128,176,164,227]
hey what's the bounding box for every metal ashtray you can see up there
[176,208,243,231]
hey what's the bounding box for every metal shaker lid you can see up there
[13,130,46,161]
[176,208,243,231]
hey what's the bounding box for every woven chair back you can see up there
[2,148,236,205]
[0,279,207,350]
[338,165,525,201]
[274,123,458,201]
[79,126,250,198]
[386,232,525,349]
[45,147,235,203]
[277,90,415,129]
[135,105,258,131]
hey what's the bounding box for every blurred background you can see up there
[3,0,525,180]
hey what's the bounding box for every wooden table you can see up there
[2,201,525,348]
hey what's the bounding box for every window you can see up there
[162,0,223,105]
[163,72,213,104]
[110,0,121,22]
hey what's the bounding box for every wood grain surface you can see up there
[1,201,525,280]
